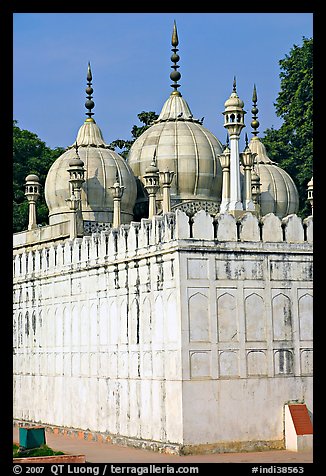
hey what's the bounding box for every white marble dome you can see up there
[128,92,223,212]
[249,136,299,218]
[45,118,137,225]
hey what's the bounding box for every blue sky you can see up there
[13,13,313,150]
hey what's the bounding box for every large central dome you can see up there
[127,22,223,215]
[128,93,223,209]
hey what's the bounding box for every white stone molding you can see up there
[303,216,313,243]
[261,213,283,242]
[215,213,237,241]
[282,214,305,243]
[192,210,214,240]
[175,209,190,239]
[238,212,260,242]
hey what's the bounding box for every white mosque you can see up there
[13,22,313,454]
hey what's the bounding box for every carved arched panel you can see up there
[25,311,30,340]
[13,312,18,348]
[119,299,128,344]
[300,349,313,375]
[245,293,266,341]
[71,305,79,347]
[18,312,23,347]
[90,303,98,347]
[80,304,89,347]
[274,349,293,375]
[141,297,152,344]
[55,307,63,347]
[272,293,292,341]
[219,350,239,377]
[247,350,267,376]
[153,295,164,345]
[217,292,238,342]
[166,292,178,343]
[298,294,313,341]
[189,292,210,342]
[99,301,108,346]
[130,298,140,345]
[109,300,119,345]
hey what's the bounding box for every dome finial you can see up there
[233,76,237,93]
[245,132,249,147]
[85,61,95,121]
[172,19,179,47]
[170,20,181,96]
[251,84,260,137]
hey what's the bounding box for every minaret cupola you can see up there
[222,77,246,215]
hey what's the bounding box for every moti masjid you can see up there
[13,22,313,454]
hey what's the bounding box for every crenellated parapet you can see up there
[13,210,312,279]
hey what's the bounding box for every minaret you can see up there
[66,145,85,239]
[25,174,41,230]
[307,176,313,215]
[249,84,262,215]
[240,133,256,212]
[219,135,231,213]
[159,168,175,213]
[143,150,160,218]
[223,77,246,216]
[110,170,125,228]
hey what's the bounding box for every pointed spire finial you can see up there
[87,61,92,82]
[251,84,260,136]
[85,61,95,120]
[245,132,249,147]
[233,76,237,93]
[170,20,181,95]
[252,83,257,103]
[152,147,157,167]
[172,20,179,47]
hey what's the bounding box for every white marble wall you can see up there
[178,249,313,445]
[13,210,313,448]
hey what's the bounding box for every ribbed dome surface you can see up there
[128,93,223,206]
[45,119,137,225]
[249,136,299,218]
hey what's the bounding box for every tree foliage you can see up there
[13,120,64,233]
[262,37,313,217]
[13,112,158,233]
[14,37,313,233]
[109,111,158,159]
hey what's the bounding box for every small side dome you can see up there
[44,64,137,225]
[45,119,137,225]
[25,174,40,182]
[224,92,244,109]
[249,136,299,218]
[247,85,299,218]
[224,78,244,109]
[68,157,84,167]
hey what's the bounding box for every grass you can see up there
[13,443,65,458]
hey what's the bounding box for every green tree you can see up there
[13,120,64,233]
[262,36,313,217]
[109,111,158,159]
